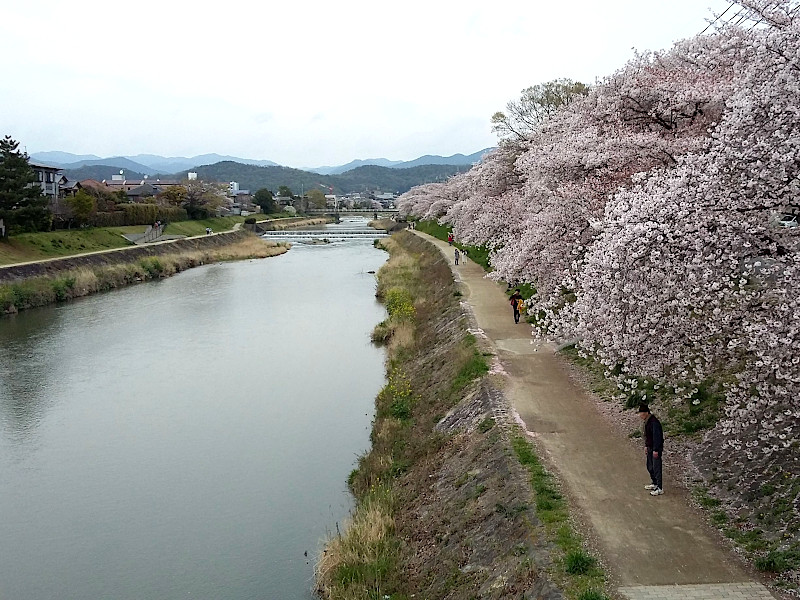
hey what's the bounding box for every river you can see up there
[0,219,388,600]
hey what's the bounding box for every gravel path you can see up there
[412,230,775,600]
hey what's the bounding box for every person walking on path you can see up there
[639,403,664,496]
[509,288,523,324]
[447,233,454,246]
[454,248,460,265]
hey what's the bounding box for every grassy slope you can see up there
[0,217,247,265]
[317,232,610,600]
[413,219,492,271]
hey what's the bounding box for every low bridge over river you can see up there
[261,228,389,242]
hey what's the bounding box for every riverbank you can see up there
[406,230,780,600]
[255,216,331,231]
[316,231,582,599]
[0,216,252,266]
[0,232,287,314]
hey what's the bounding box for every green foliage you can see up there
[414,219,492,271]
[449,334,489,397]
[90,203,188,227]
[511,433,607,597]
[278,185,293,198]
[477,417,495,433]
[158,185,188,207]
[51,275,76,301]
[559,345,724,437]
[138,257,165,277]
[370,320,392,345]
[64,190,97,225]
[755,549,800,573]
[492,78,590,141]
[307,188,327,208]
[384,287,415,322]
[693,487,722,509]
[254,188,276,213]
[413,219,451,241]
[512,436,567,525]
[0,135,51,236]
[565,550,596,575]
[380,368,415,421]
[177,161,469,197]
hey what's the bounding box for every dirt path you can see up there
[413,231,774,600]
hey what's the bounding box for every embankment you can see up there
[255,217,331,231]
[315,231,568,599]
[0,231,287,314]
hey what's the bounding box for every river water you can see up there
[0,219,388,600]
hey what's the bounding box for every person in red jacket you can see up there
[638,403,664,496]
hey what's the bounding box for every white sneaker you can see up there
[644,484,657,490]
[650,488,664,496]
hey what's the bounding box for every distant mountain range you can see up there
[180,161,473,196]
[29,152,281,176]
[305,150,491,175]
[30,149,493,177]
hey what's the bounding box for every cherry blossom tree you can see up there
[398,0,800,546]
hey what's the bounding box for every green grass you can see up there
[565,550,596,575]
[558,344,724,437]
[155,216,243,237]
[414,219,492,271]
[449,334,489,398]
[511,434,608,599]
[0,229,134,264]
[0,216,248,266]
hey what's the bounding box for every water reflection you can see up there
[0,226,387,600]
[0,307,65,439]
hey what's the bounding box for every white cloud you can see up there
[1,0,730,167]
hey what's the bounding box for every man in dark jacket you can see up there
[638,403,664,496]
[509,289,523,324]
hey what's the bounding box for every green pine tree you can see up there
[0,135,51,237]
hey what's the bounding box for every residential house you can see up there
[30,162,63,209]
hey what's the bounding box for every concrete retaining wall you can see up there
[0,230,252,283]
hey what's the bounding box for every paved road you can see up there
[412,231,775,600]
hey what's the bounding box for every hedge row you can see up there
[91,205,188,227]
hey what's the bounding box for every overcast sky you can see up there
[1,0,729,168]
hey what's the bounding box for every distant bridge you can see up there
[305,208,400,216]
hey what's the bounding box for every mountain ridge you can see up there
[30,149,494,177]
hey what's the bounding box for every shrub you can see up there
[565,549,596,575]
[384,287,415,322]
[51,276,76,301]
[138,257,165,277]
[91,205,187,227]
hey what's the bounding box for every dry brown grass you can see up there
[315,493,396,599]
[269,217,329,230]
[387,322,414,353]
[207,238,288,260]
[1,237,289,314]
